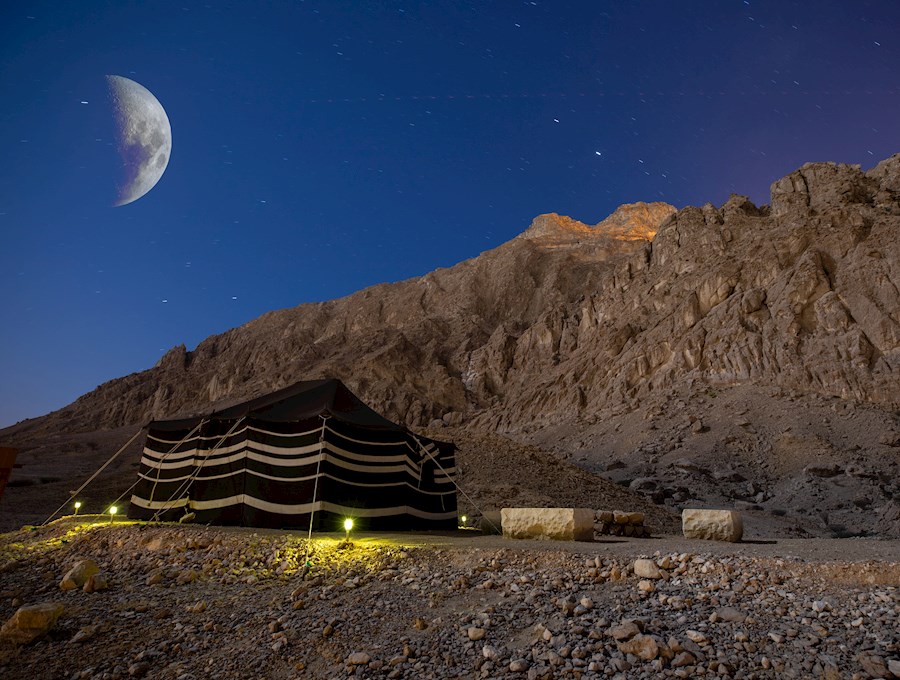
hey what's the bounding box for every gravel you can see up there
[0,520,897,679]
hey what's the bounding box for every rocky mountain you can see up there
[3,155,900,537]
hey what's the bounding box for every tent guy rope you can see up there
[41,427,145,526]
[411,434,500,534]
[146,419,207,509]
[304,414,330,567]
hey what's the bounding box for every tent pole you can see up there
[146,419,207,509]
[305,415,329,565]
[150,416,246,523]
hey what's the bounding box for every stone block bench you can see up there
[682,508,743,542]
[497,508,653,540]
[500,508,595,541]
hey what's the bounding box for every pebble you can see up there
[0,524,896,680]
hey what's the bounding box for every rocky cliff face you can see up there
[471,156,900,434]
[5,155,900,537]
[8,158,899,437]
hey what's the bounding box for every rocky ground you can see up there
[525,383,900,540]
[0,521,897,680]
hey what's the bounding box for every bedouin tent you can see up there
[128,379,457,530]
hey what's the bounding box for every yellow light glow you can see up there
[343,518,353,532]
[74,501,82,510]
[460,515,467,524]
[109,506,118,515]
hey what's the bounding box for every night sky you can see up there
[2,1,899,427]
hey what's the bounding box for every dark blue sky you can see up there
[2,1,898,427]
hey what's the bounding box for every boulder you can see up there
[682,509,743,542]
[0,602,64,645]
[60,559,100,591]
[501,508,594,541]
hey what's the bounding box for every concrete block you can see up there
[501,508,594,541]
[682,508,743,542]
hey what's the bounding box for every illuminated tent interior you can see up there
[128,379,458,530]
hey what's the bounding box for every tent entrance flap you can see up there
[128,379,457,530]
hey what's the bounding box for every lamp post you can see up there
[73,501,82,516]
[343,518,353,541]
[108,505,118,524]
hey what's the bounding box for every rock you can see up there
[145,568,164,586]
[804,464,843,478]
[509,659,529,672]
[501,508,594,541]
[0,602,65,645]
[468,627,486,641]
[613,511,644,525]
[607,620,642,641]
[637,579,656,593]
[128,662,150,677]
[633,558,661,579]
[714,606,746,623]
[176,569,198,585]
[629,477,658,491]
[857,653,890,678]
[673,459,708,474]
[482,645,501,661]
[682,509,743,542]
[347,652,371,665]
[83,572,109,593]
[413,617,427,630]
[888,659,900,677]
[618,634,661,661]
[671,651,696,667]
[69,624,99,644]
[60,559,100,591]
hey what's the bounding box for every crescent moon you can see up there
[106,75,172,207]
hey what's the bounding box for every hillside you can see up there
[2,155,899,537]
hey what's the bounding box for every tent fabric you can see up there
[128,379,457,530]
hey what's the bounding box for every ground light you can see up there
[343,517,353,541]
[460,515,468,527]
[73,501,82,516]
[108,505,118,524]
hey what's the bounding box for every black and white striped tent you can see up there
[128,379,457,530]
